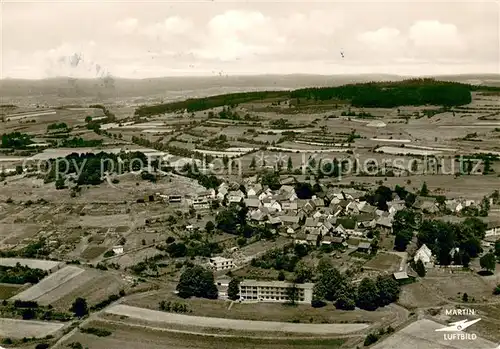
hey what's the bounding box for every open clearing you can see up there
[364,253,401,272]
[55,320,346,349]
[10,265,130,309]
[10,265,84,302]
[0,257,64,271]
[105,304,369,334]
[0,318,65,339]
[370,319,495,349]
[398,282,446,309]
[0,283,22,299]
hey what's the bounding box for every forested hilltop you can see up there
[134,78,495,117]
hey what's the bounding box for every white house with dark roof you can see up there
[414,244,434,267]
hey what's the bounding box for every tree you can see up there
[286,283,299,305]
[462,251,471,268]
[495,239,500,257]
[70,297,88,317]
[415,259,426,277]
[492,190,500,205]
[335,293,356,310]
[55,177,66,189]
[227,278,240,301]
[375,276,400,306]
[392,209,418,235]
[287,156,293,171]
[278,270,286,281]
[313,267,345,302]
[394,229,413,252]
[479,196,490,217]
[205,221,215,234]
[176,265,218,299]
[479,253,496,273]
[462,292,469,302]
[493,284,500,295]
[294,261,313,283]
[249,156,256,169]
[356,278,379,311]
[420,182,429,196]
[364,333,380,346]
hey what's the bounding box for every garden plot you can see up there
[50,271,130,310]
[10,265,84,302]
[0,318,65,339]
[375,146,442,156]
[0,258,63,271]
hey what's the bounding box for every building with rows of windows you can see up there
[238,280,314,303]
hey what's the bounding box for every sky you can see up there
[1,0,499,79]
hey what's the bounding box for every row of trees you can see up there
[0,263,47,284]
[291,79,472,108]
[1,132,32,149]
[134,79,476,117]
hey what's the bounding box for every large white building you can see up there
[239,280,314,304]
[209,257,234,271]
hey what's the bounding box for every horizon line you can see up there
[1,72,499,81]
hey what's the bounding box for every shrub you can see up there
[364,333,380,346]
[80,327,112,337]
[311,299,327,308]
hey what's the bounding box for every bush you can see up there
[493,285,500,295]
[80,327,112,337]
[311,299,327,308]
[364,333,380,346]
[35,344,50,349]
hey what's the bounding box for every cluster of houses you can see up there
[213,179,408,252]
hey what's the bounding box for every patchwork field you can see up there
[10,265,85,303]
[0,258,64,271]
[364,253,402,272]
[54,320,347,349]
[0,318,65,339]
[105,304,369,334]
[0,283,23,299]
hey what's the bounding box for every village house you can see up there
[246,184,263,197]
[209,256,235,271]
[357,241,372,254]
[414,244,434,267]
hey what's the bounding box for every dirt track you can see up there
[105,304,370,334]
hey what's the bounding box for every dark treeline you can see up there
[134,79,482,117]
[291,79,472,107]
[0,264,48,284]
[44,151,149,185]
[1,132,32,149]
[135,91,286,117]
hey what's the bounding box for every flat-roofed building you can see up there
[209,256,234,271]
[239,280,313,304]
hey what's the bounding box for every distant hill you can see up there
[1,74,498,104]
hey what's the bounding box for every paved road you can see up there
[105,304,370,335]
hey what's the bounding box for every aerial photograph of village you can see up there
[0,1,499,348]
